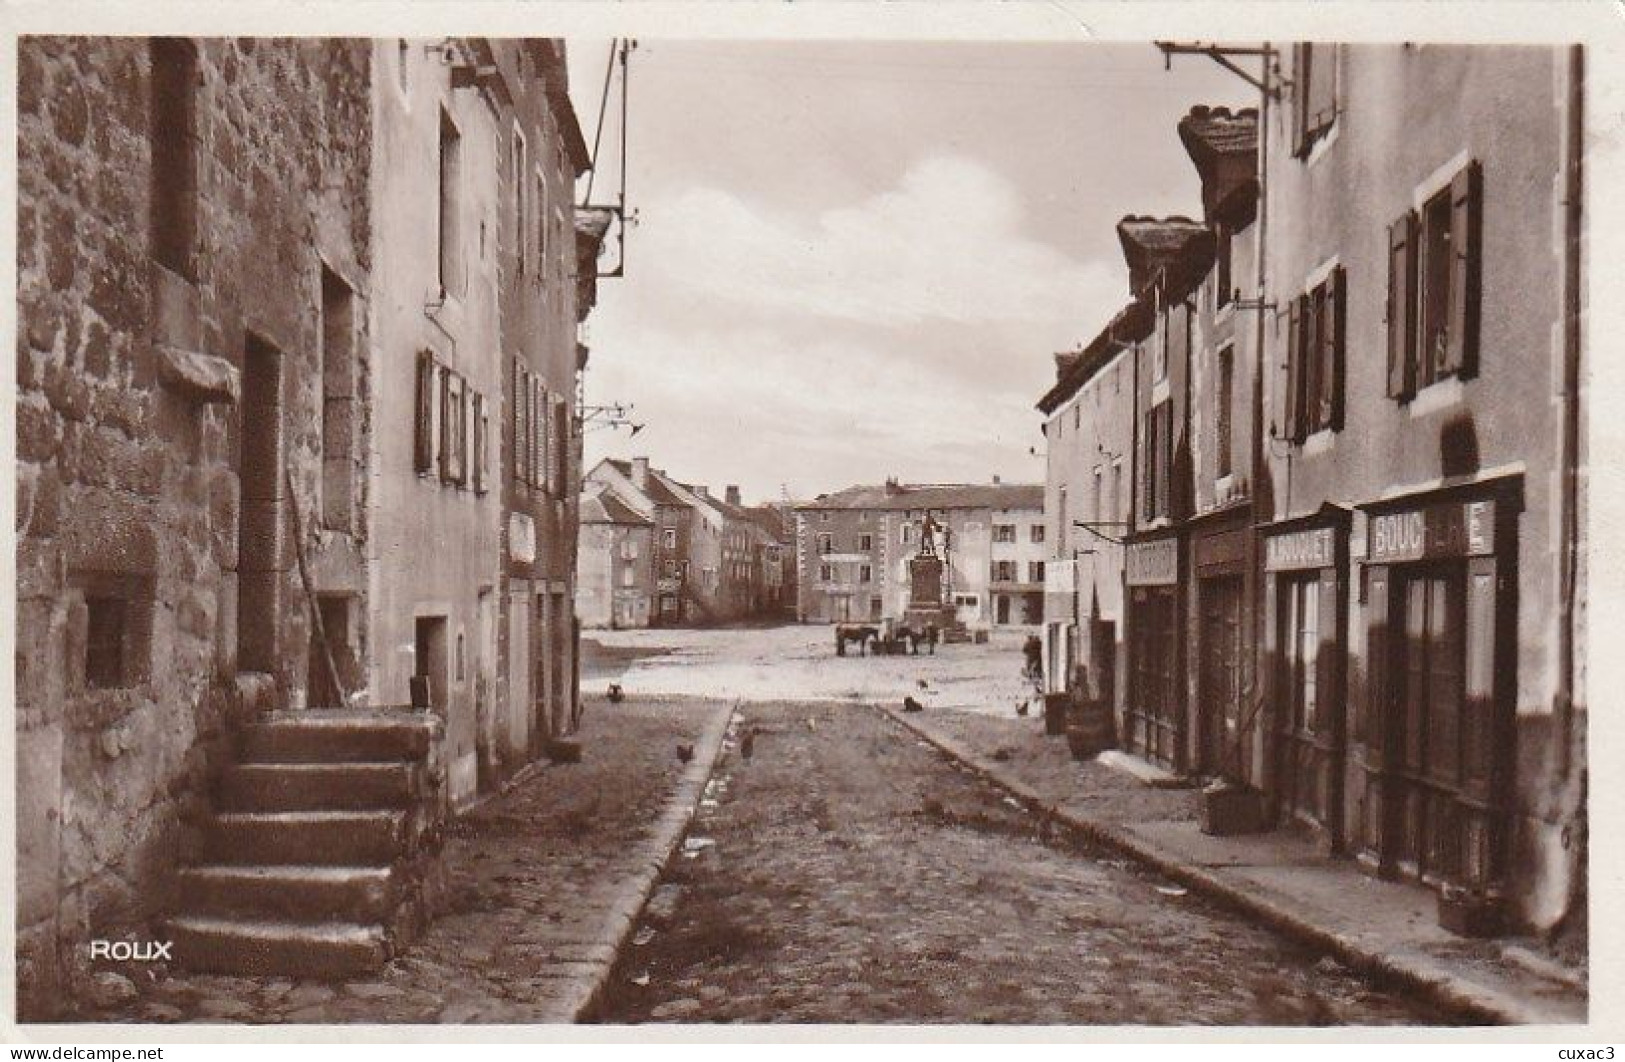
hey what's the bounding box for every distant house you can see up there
[577,488,655,629]
[793,480,1045,626]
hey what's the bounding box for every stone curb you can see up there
[550,699,739,1023]
[876,705,1583,1028]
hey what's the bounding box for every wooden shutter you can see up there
[438,366,452,481]
[1284,294,1304,442]
[532,378,546,489]
[552,395,569,494]
[414,351,434,474]
[1387,211,1418,400]
[1361,566,1390,762]
[472,392,486,493]
[1329,266,1348,431]
[1291,43,1311,155]
[1444,161,1483,380]
[513,359,527,484]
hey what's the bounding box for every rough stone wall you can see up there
[16,36,372,1018]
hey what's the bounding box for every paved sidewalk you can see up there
[880,704,1588,1027]
[69,696,734,1025]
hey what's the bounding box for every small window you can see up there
[993,524,1016,544]
[1293,43,1339,157]
[1030,524,1046,544]
[858,533,873,552]
[85,597,129,688]
[1215,225,1233,308]
[859,565,873,583]
[1216,344,1234,478]
[817,533,834,555]
[1028,561,1046,583]
[819,563,833,583]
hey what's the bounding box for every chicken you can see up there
[916,679,930,690]
[903,696,924,713]
[1016,700,1030,717]
[676,743,695,764]
[607,683,624,703]
[740,726,756,760]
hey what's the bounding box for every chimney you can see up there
[725,485,741,507]
[631,457,650,491]
[884,477,902,497]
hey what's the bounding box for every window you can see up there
[859,565,872,583]
[993,524,1016,544]
[85,597,129,688]
[992,560,1018,582]
[858,533,873,552]
[1215,225,1233,308]
[1292,43,1338,157]
[1284,267,1347,441]
[549,394,568,495]
[1029,561,1046,584]
[396,39,410,95]
[438,109,461,297]
[536,173,549,278]
[663,528,677,551]
[817,533,834,555]
[1030,524,1045,544]
[320,267,355,528]
[1092,469,1103,523]
[150,37,198,280]
[1056,487,1068,558]
[1111,462,1123,524]
[512,126,526,275]
[819,563,833,583]
[1216,344,1234,478]
[1388,163,1482,401]
[1142,400,1173,521]
[440,368,465,484]
[901,524,913,544]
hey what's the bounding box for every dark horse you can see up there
[834,624,880,656]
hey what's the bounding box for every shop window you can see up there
[1284,576,1321,733]
[149,37,198,281]
[1292,43,1339,157]
[1388,163,1482,400]
[1284,267,1347,441]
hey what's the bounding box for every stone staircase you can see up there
[168,709,447,979]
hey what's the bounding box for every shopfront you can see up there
[1356,485,1517,890]
[1125,534,1183,772]
[1261,508,1349,850]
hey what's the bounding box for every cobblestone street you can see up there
[597,696,1449,1026]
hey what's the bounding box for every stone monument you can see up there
[902,511,960,634]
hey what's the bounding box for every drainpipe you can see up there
[1554,43,1585,934]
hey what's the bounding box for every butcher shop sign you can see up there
[1367,499,1496,564]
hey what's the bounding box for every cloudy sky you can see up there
[568,41,1252,506]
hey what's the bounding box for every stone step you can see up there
[239,710,438,765]
[168,915,388,979]
[176,865,395,923]
[207,811,406,866]
[220,762,418,811]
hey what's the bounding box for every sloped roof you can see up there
[581,488,651,526]
[740,505,791,542]
[605,459,692,508]
[797,482,1044,513]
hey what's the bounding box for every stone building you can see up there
[1035,44,1586,938]
[586,457,694,625]
[793,481,1045,626]
[15,35,598,1017]
[575,487,655,630]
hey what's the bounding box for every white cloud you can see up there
[639,154,1121,330]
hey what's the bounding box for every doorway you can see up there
[307,594,350,707]
[1198,576,1243,777]
[414,615,448,714]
